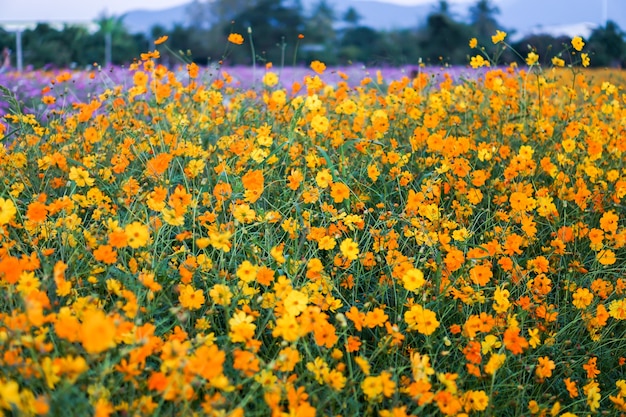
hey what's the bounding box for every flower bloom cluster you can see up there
[0,34,625,416]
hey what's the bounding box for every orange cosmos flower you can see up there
[330,182,350,203]
[154,35,168,45]
[179,284,205,310]
[228,33,244,45]
[444,247,465,272]
[26,201,48,223]
[535,356,556,381]
[93,245,118,265]
[469,264,493,286]
[81,310,116,354]
[145,152,172,178]
[503,327,528,355]
[310,60,326,75]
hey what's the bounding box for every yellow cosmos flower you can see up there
[401,268,425,292]
[571,36,585,51]
[491,30,507,44]
[262,71,279,87]
[124,221,150,248]
[69,166,95,187]
[0,197,17,225]
[340,238,359,261]
[525,51,539,66]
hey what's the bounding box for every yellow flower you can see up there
[283,289,308,316]
[209,284,233,306]
[340,238,359,261]
[491,30,507,44]
[609,299,626,319]
[361,375,384,401]
[228,33,244,45]
[236,260,258,283]
[525,51,539,66]
[571,36,585,51]
[551,56,565,67]
[469,37,478,48]
[69,166,95,187]
[401,268,425,292]
[581,53,590,67]
[262,71,279,87]
[311,114,329,134]
[0,197,17,225]
[124,221,150,248]
[596,249,616,266]
[404,304,439,335]
[470,55,489,69]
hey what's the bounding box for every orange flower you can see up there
[444,247,465,272]
[241,169,264,203]
[469,264,493,286]
[310,60,326,75]
[25,200,49,223]
[233,349,260,377]
[154,35,168,45]
[583,357,600,379]
[535,356,556,381]
[503,327,528,355]
[330,182,350,203]
[178,284,205,310]
[228,33,244,45]
[145,152,172,178]
[93,245,118,265]
[81,310,116,354]
[0,255,23,284]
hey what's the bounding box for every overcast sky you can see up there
[0,0,482,22]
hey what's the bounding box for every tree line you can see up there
[1,0,625,69]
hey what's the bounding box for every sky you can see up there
[1,0,480,22]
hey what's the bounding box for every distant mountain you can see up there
[120,0,626,40]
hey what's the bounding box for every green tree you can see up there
[227,0,305,65]
[339,26,381,64]
[343,7,362,27]
[417,2,471,65]
[511,34,569,66]
[587,21,626,67]
[302,0,338,64]
[91,14,143,66]
[468,0,500,44]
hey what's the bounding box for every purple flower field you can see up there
[0,64,488,115]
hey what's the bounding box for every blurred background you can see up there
[1,0,625,70]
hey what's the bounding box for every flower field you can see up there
[0,35,625,417]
